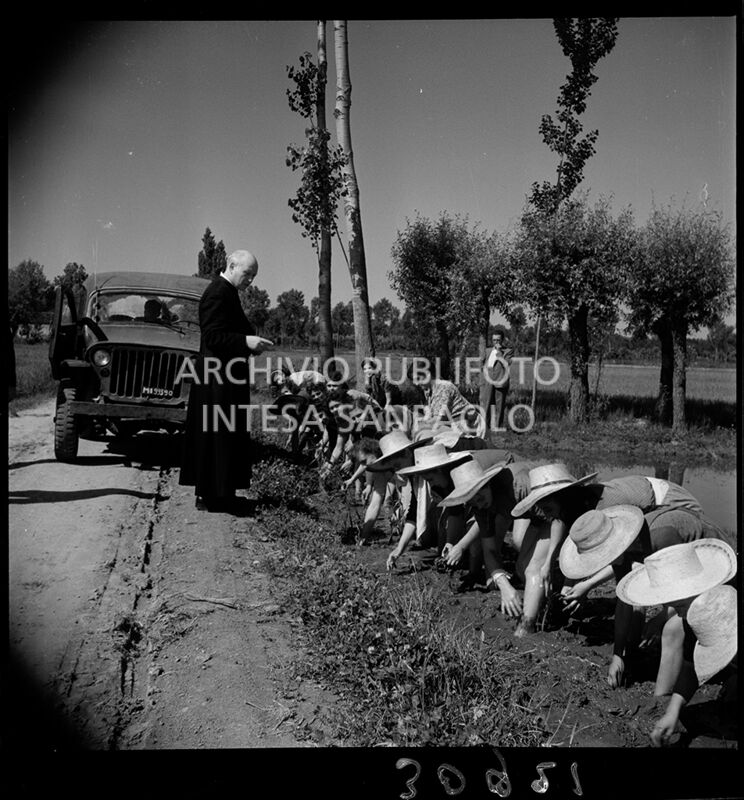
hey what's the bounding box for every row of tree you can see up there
[9,242,735,373]
[8,20,735,437]
[387,197,734,430]
[279,17,734,435]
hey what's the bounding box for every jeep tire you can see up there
[54,386,80,462]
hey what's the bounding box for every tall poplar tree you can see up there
[333,19,375,386]
[525,18,619,423]
[286,22,345,368]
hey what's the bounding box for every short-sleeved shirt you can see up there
[595,476,734,551]
[469,460,530,575]
[426,380,471,422]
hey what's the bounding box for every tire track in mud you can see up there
[104,466,174,749]
[51,474,165,705]
[8,406,184,749]
[30,460,176,749]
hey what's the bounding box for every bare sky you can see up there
[8,17,737,329]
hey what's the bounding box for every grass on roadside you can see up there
[10,341,56,413]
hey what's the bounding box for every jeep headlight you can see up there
[92,349,111,367]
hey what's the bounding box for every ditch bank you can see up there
[249,438,737,750]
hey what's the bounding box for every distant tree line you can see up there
[387,199,734,431]
[8,218,736,374]
[8,260,89,342]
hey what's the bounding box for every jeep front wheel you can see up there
[54,386,80,462]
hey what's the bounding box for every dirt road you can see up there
[8,399,327,749]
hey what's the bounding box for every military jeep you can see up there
[49,271,210,462]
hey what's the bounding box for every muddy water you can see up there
[517,458,737,533]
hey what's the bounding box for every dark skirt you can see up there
[179,358,253,496]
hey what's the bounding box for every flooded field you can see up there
[517,458,737,533]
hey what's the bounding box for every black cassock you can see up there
[179,276,255,497]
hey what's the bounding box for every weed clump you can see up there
[250,450,319,512]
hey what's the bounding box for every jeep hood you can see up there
[86,322,200,352]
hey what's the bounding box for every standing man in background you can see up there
[179,249,272,514]
[481,329,513,437]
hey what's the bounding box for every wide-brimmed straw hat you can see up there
[396,442,471,477]
[559,505,645,579]
[438,450,509,507]
[413,424,478,450]
[411,424,446,444]
[366,430,426,472]
[511,463,598,518]
[615,539,737,607]
[687,584,738,684]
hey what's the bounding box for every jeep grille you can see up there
[108,347,187,401]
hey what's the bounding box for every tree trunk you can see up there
[671,317,688,436]
[567,306,590,424]
[333,19,375,387]
[316,21,335,371]
[478,294,491,409]
[668,462,686,485]
[531,315,542,410]
[436,324,451,380]
[654,319,673,426]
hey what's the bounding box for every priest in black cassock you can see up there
[179,249,272,513]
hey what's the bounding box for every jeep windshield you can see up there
[89,292,200,330]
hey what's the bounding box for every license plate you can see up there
[142,386,173,397]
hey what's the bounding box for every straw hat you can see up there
[438,450,509,507]
[511,463,598,517]
[366,430,426,472]
[559,505,645,579]
[396,442,471,477]
[615,539,737,607]
[412,424,448,444]
[687,584,738,684]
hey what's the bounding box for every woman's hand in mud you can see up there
[607,655,626,688]
[386,551,399,571]
[560,581,591,615]
[499,582,523,618]
[444,543,463,567]
[650,711,678,747]
[514,617,536,638]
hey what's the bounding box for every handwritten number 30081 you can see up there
[395,751,583,798]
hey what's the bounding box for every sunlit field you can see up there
[11,343,735,431]
[254,349,736,404]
